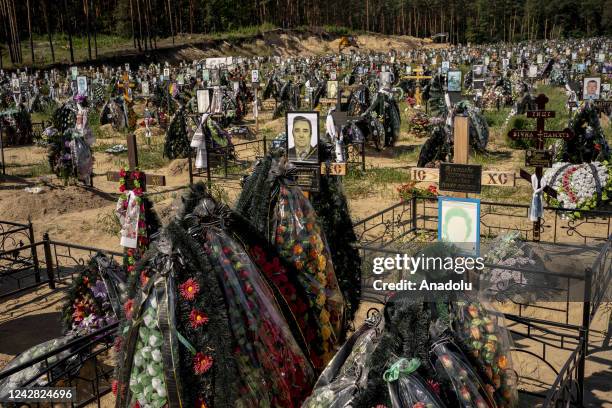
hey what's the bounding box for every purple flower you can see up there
[91,280,108,299]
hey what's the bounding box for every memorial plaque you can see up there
[294,165,321,192]
[525,149,553,167]
[439,163,482,194]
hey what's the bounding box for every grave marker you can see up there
[106,133,166,191]
[507,94,575,241]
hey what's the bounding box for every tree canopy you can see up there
[1,0,610,65]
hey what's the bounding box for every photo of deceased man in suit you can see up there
[286,112,319,163]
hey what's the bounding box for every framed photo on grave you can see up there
[141,81,150,97]
[196,89,210,113]
[502,58,509,70]
[583,77,601,100]
[447,71,462,92]
[202,69,210,82]
[438,196,481,257]
[11,78,20,94]
[330,71,337,81]
[528,65,538,78]
[441,61,450,73]
[537,54,543,64]
[70,66,78,80]
[76,76,88,96]
[210,69,220,86]
[327,80,339,99]
[177,74,185,86]
[286,111,319,164]
[251,69,259,84]
[163,68,170,79]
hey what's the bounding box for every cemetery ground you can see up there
[1,83,612,406]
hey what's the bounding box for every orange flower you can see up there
[292,244,303,255]
[498,355,508,370]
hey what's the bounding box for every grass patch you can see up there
[7,162,51,178]
[96,209,121,237]
[108,142,169,170]
[344,167,409,199]
[484,107,512,128]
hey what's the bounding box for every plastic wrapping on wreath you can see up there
[0,334,78,400]
[480,232,536,294]
[450,298,518,408]
[387,360,446,408]
[69,135,93,184]
[430,341,497,408]
[205,227,316,407]
[302,318,382,407]
[272,183,346,369]
[116,267,184,408]
[128,294,169,408]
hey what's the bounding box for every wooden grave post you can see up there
[106,133,166,191]
[507,93,574,241]
[411,116,517,191]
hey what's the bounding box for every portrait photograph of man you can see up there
[286,112,319,163]
[583,77,601,100]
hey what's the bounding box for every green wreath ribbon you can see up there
[383,357,421,382]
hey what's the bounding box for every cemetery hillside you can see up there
[0,2,611,408]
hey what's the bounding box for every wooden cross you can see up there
[116,72,136,102]
[106,133,166,191]
[403,71,432,107]
[411,117,516,198]
[507,93,574,241]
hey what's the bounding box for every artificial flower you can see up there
[193,352,213,375]
[179,278,200,301]
[189,309,209,328]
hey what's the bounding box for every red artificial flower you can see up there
[180,278,200,301]
[127,248,135,257]
[133,401,140,408]
[244,283,254,295]
[119,169,127,177]
[427,379,441,395]
[124,298,134,320]
[112,380,119,395]
[114,336,123,352]
[119,184,126,193]
[132,171,142,180]
[193,352,213,375]
[140,270,149,286]
[189,309,209,328]
[595,143,602,151]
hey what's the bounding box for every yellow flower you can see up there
[320,309,330,324]
[318,255,327,270]
[316,293,326,306]
[321,325,332,340]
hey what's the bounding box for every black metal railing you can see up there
[352,196,612,408]
[0,232,122,300]
[188,137,268,186]
[0,322,119,408]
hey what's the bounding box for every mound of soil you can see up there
[0,184,115,222]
